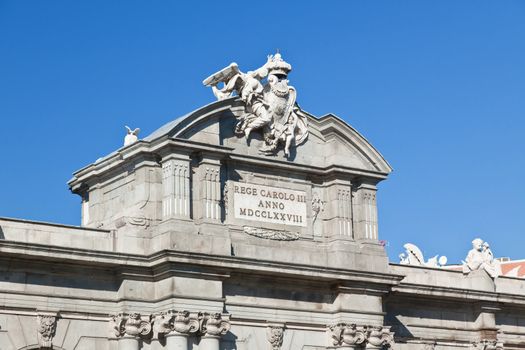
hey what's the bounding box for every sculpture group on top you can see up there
[462,238,501,279]
[399,238,503,279]
[399,243,448,268]
[203,53,308,157]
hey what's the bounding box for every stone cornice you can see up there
[68,133,389,192]
[0,240,402,287]
[391,282,525,305]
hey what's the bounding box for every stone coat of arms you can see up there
[203,53,308,157]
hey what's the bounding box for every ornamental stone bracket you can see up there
[328,324,394,349]
[266,324,285,350]
[37,312,58,349]
[109,313,152,339]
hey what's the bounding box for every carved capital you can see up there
[172,310,201,334]
[37,313,58,349]
[329,323,366,347]
[109,314,125,338]
[124,313,152,338]
[109,313,151,339]
[365,325,394,349]
[201,312,230,337]
[472,339,504,350]
[151,312,173,338]
[267,325,285,350]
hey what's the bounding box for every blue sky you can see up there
[0,1,524,263]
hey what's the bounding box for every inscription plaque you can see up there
[233,182,307,227]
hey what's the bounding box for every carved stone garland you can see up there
[267,325,285,350]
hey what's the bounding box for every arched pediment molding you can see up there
[143,98,392,176]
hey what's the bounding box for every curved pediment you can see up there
[144,98,392,176]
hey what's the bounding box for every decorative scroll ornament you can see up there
[37,314,58,349]
[109,313,151,338]
[244,226,299,241]
[423,341,437,350]
[172,310,200,334]
[365,325,394,349]
[150,310,200,338]
[109,314,125,338]
[267,325,285,350]
[329,323,366,347]
[462,238,502,279]
[151,312,172,338]
[201,313,231,337]
[124,313,152,337]
[203,53,308,157]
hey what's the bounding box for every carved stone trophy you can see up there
[203,53,308,157]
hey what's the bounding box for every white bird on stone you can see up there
[124,126,140,146]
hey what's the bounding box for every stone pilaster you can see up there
[162,154,191,220]
[194,155,222,223]
[352,183,378,240]
[325,180,353,238]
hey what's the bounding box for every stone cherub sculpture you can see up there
[124,126,140,146]
[203,53,308,157]
[462,238,502,279]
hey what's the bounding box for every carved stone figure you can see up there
[399,243,447,267]
[37,314,57,348]
[462,238,502,279]
[124,125,140,146]
[203,53,308,157]
[266,325,284,350]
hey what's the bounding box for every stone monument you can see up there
[0,53,524,350]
